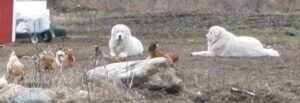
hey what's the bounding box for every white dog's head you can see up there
[206,26,230,44]
[111,24,131,44]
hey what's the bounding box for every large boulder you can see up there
[0,83,28,103]
[87,57,182,93]
[13,88,57,103]
[0,84,57,103]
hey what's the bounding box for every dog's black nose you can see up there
[118,35,122,40]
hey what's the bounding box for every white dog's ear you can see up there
[215,27,225,38]
[111,26,116,38]
[125,27,131,36]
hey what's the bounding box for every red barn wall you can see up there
[0,0,13,44]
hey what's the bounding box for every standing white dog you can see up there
[109,24,144,58]
[190,26,280,57]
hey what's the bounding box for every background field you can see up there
[48,0,300,13]
[1,0,300,102]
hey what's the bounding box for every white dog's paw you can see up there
[190,51,213,57]
[110,53,116,57]
[190,52,197,56]
[146,56,151,59]
[190,52,204,56]
[119,52,128,58]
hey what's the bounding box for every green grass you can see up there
[168,28,300,46]
[233,28,300,43]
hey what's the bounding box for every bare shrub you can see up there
[271,0,297,12]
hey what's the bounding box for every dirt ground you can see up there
[1,11,300,103]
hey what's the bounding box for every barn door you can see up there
[0,0,14,44]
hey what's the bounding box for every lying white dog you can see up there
[109,24,144,58]
[191,26,280,57]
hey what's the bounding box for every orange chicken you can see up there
[148,43,179,63]
[6,51,25,80]
[39,50,55,70]
[55,49,75,68]
[63,49,75,67]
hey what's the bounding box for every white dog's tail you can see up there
[263,49,280,57]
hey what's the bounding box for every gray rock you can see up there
[77,90,88,98]
[0,83,28,103]
[285,30,297,36]
[13,88,57,103]
[193,90,210,103]
[87,57,182,93]
[285,28,299,36]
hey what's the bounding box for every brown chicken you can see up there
[109,56,125,63]
[93,45,125,63]
[148,43,179,63]
[63,49,75,67]
[39,50,55,70]
[6,51,25,81]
